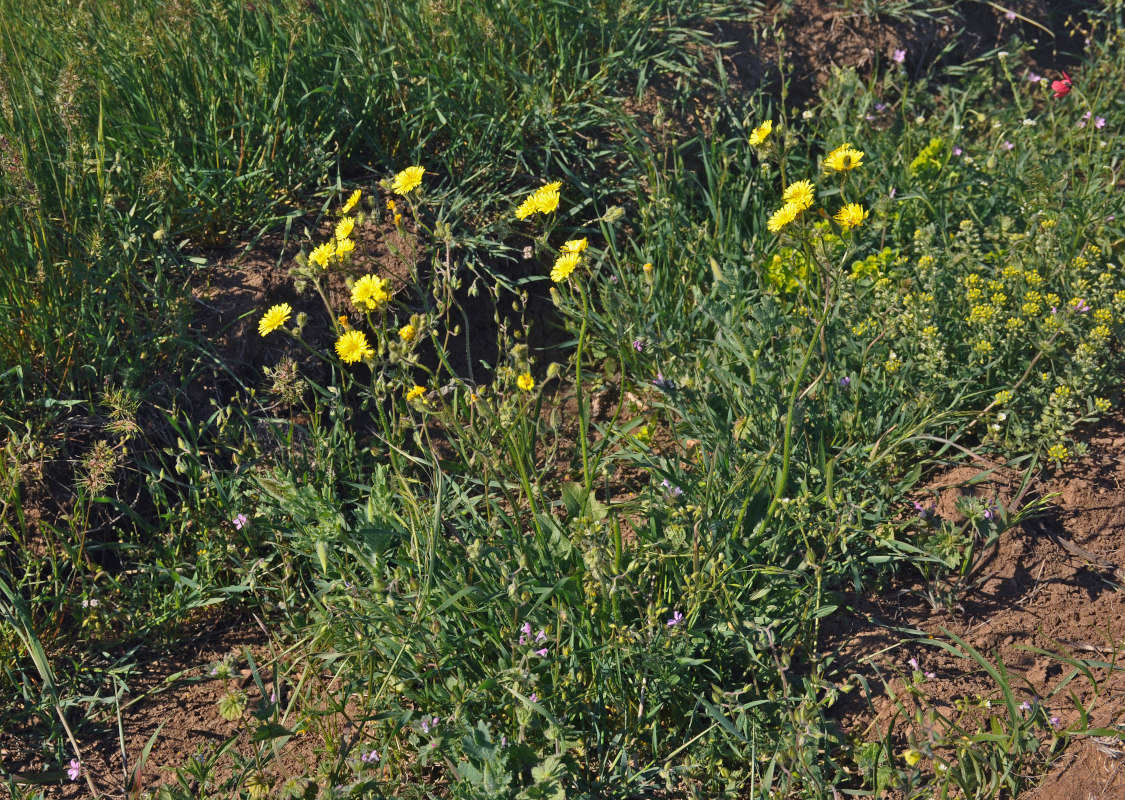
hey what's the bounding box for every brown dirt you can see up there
[822,410,1125,798]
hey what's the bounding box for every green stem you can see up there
[576,283,592,498]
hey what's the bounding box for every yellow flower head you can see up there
[515,181,562,219]
[749,119,773,146]
[561,237,588,254]
[767,202,801,233]
[352,274,392,312]
[335,330,373,364]
[336,237,356,259]
[335,216,355,241]
[782,179,815,211]
[551,250,582,283]
[342,189,361,214]
[406,384,426,402]
[309,240,336,269]
[386,198,396,212]
[258,303,292,336]
[517,373,535,391]
[824,144,865,173]
[834,203,869,231]
[398,323,416,342]
[391,165,425,195]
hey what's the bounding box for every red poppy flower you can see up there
[1051,71,1072,98]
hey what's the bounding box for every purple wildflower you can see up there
[1019,700,1032,713]
[653,372,675,391]
[536,648,548,657]
[1027,71,1042,83]
[875,102,887,112]
[529,693,539,703]
[1073,298,1090,313]
[536,630,547,643]
[1095,117,1106,129]
[632,338,644,352]
[1005,10,1016,20]
[233,513,248,530]
[667,610,685,627]
[953,146,963,156]
[660,479,683,497]
[1049,715,1060,728]
[893,49,906,64]
[839,376,851,389]
[361,749,380,763]
[1003,140,1014,150]
[889,187,896,199]
[67,760,82,781]
[909,657,920,671]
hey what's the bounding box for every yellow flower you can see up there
[386,198,396,211]
[336,237,356,259]
[338,315,350,329]
[902,748,923,767]
[342,189,361,214]
[994,390,1012,405]
[834,203,869,231]
[561,237,588,253]
[824,143,865,173]
[398,323,416,342]
[406,384,426,402]
[782,179,815,210]
[748,119,773,146]
[517,373,535,391]
[551,251,581,283]
[1047,443,1069,463]
[767,202,801,233]
[335,330,374,364]
[392,165,424,195]
[515,181,562,219]
[309,240,336,268]
[352,274,392,312]
[258,303,292,336]
[335,216,355,241]
[394,212,402,225]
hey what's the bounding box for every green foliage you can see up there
[3,5,1125,800]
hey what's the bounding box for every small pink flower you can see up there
[67,759,82,781]
[667,610,685,627]
[893,49,906,64]
[529,693,539,702]
[233,513,249,530]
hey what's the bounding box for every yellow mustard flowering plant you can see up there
[517,373,535,391]
[406,384,427,403]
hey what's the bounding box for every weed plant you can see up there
[2,3,1125,800]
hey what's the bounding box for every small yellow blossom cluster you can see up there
[515,181,562,220]
[760,136,868,235]
[551,237,587,283]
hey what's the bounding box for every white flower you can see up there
[1022,118,1036,126]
